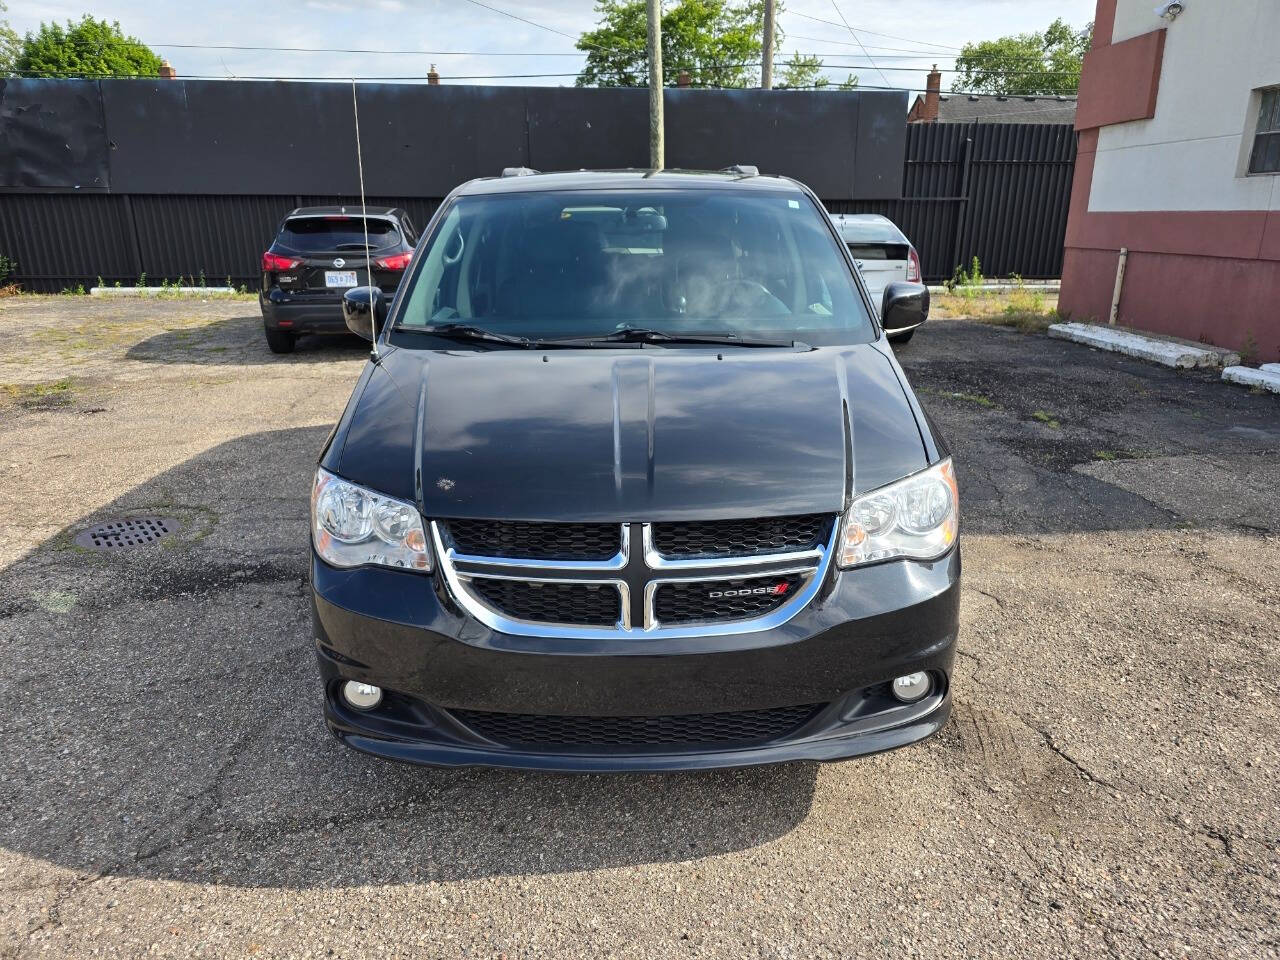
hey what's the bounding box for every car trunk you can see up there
[846,242,909,313]
[279,217,401,296]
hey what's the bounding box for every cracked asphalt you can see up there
[1,296,1277,959]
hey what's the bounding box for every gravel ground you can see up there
[0,296,1277,959]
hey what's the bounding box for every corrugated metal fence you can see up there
[0,123,1074,291]
[827,122,1076,282]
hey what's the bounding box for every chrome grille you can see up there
[453,703,824,747]
[445,519,620,561]
[433,516,837,639]
[649,514,832,560]
[653,574,805,625]
[468,578,621,627]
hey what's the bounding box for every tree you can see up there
[577,0,766,88]
[953,18,1091,96]
[777,53,857,90]
[0,3,19,76]
[16,15,162,78]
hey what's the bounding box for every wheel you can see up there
[265,327,296,354]
[888,329,915,346]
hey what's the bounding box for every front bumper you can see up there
[311,547,959,771]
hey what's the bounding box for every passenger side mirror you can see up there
[343,286,387,342]
[880,281,929,336]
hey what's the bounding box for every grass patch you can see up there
[932,286,1061,333]
[0,377,75,409]
[918,387,1001,410]
[1093,450,1117,461]
[1032,410,1061,429]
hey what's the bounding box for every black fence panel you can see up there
[0,78,1074,290]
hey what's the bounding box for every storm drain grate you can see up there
[74,517,179,551]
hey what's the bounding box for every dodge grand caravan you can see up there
[311,168,959,771]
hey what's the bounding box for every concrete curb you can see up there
[1222,366,1280,394]
[928,282,1060,295]
[1047,322,1240,369]
[90,286,238,297]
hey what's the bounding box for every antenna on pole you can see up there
[351,78,379,360]
[646,0,664,170]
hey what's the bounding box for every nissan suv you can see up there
[310,168,959,771]
[259,206,417,353]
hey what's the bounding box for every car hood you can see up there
[334,344,927,522]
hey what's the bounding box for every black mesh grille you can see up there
[446,520,620,561]
[467,578,620,626]
[654,574,806,625]
[651,514,831,559]
[454,703,824,747]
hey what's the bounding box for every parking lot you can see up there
[1,295,1277,958]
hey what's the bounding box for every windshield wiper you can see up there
[407,323,533,348]
[542,328,810,349]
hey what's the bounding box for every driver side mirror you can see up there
[343,286,387,342]
[881,282,929,335]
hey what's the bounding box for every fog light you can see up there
[342,681,383,711]
[891,672,931,703]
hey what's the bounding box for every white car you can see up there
[830,213,923,344]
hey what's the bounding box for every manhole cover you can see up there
[74,517,180,551]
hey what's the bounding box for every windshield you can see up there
[279,217,400,252]
[395,189,874,346]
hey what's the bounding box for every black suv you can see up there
[310,169,959,771]
[259,206,417,353]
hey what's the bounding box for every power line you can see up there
[786,10,963,52]
[454,0,583,44]
[148,42,589,56]
[826,1,889,86]
[6,66,1079,94]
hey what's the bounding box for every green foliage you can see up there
[577,0,766,88]
[948,256,984,290]
[0,3,19,76]
[576,1,857,89]
[780,51,823,88]
[0,253,14,285]
[953,18,1090,95]
[16,15,161,78]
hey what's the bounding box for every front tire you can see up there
[265,327,297,354]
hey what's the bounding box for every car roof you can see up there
[829,213,909,244]
[286,206,401,219]
[454,169,808,197]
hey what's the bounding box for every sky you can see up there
[4,0,1098,92]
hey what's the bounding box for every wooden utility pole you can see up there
[761,0,776,89]
[647,0,664,169]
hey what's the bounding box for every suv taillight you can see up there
[907,247,921,283]
[262,251,301,272]
[375,252,412,271]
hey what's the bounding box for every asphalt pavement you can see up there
[0,296,1276,958]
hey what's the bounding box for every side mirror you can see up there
[343,286,387,341]
[881,281,929,335]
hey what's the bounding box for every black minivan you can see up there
[311,169,959,771]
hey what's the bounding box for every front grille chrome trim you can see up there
[440,523,629,571]
[459,571,630,630]
[431,520,837,640]
[641,566,817,631]
[641,523,824,570]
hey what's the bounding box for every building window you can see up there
[1250,87,1280,174]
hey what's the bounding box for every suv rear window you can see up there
[846,243,909,261]
[279,217,400,252]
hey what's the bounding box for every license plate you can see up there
[325,270,358,288]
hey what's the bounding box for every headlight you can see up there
[838,458,957,568]
[311,468,432,572]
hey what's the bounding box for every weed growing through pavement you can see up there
[1032,410,1061,429]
